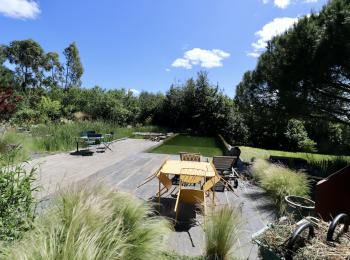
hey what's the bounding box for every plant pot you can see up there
[285,195,315,219]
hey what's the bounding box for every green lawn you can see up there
[239,146,350,163]
[150,134,224,157]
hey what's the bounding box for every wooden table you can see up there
[160,160,216,177]
[157,160,217,209]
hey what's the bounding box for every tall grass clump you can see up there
[251,159,310,214]
[0,148,38,242]
[250,158,270,183]
[204,207,241,260]
[307,156,349,178]
[1,185,172,260]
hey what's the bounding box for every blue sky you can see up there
[0,0,328,97]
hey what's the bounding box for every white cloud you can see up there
[274,0,291,8]
[263,0,319,8]
[165,68,171,72]
[248,17,297,58]
[172,58,192,69]
[171,48,230,70]
[0,0,40,19]
[129,89,140,95]
[247,52,261,58]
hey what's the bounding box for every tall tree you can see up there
[0,45,14,88]
[43,52,63,88]
[5,39,45,92]
[63,42,83,90]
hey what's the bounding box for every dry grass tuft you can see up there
[256,217,350,260]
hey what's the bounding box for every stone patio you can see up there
[32,138,276,259]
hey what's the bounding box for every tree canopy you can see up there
[235,0,350,153]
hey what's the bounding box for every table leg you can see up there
[158,179,161,213]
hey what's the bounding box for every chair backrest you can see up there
[180,175,203,185]
[157,172,172,190]
[178,189,204,204]
[212,156,238,171]
[81,130,96,137]
[203,175,221,192]
[180,168,205,185]
[180,152,201,162]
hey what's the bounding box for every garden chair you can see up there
[202,174,221,204]
[104,132,114,149]
[212,156,239,191]
[75,130,97,155]
[174,169,206,221]
[136,157,169,189]
[173,152,202,185]
[179,152,201,162]
[156,172,173,196]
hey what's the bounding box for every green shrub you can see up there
[285,119,317,153]
[11,107,40,126]
[204,207,241,260]
[251,159,310,214]
[38,96,61,121]
[1,185,171,259]
[0,149,38,242]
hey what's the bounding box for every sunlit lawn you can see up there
[239,146,350,163]
[150,134,224,157]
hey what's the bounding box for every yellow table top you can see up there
[160,160,216,177]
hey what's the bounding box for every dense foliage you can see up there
[0,38,242,142]
[2,0,350,155]
[235,0,350,154]
[0,150,37,242]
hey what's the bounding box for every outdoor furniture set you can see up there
[137,152,239,222]
[75,130,114,155]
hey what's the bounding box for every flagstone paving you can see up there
[33,138,276,259]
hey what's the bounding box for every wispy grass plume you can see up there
[204,207,241,260]
[250,159,310,214]
[1,185,172,260]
